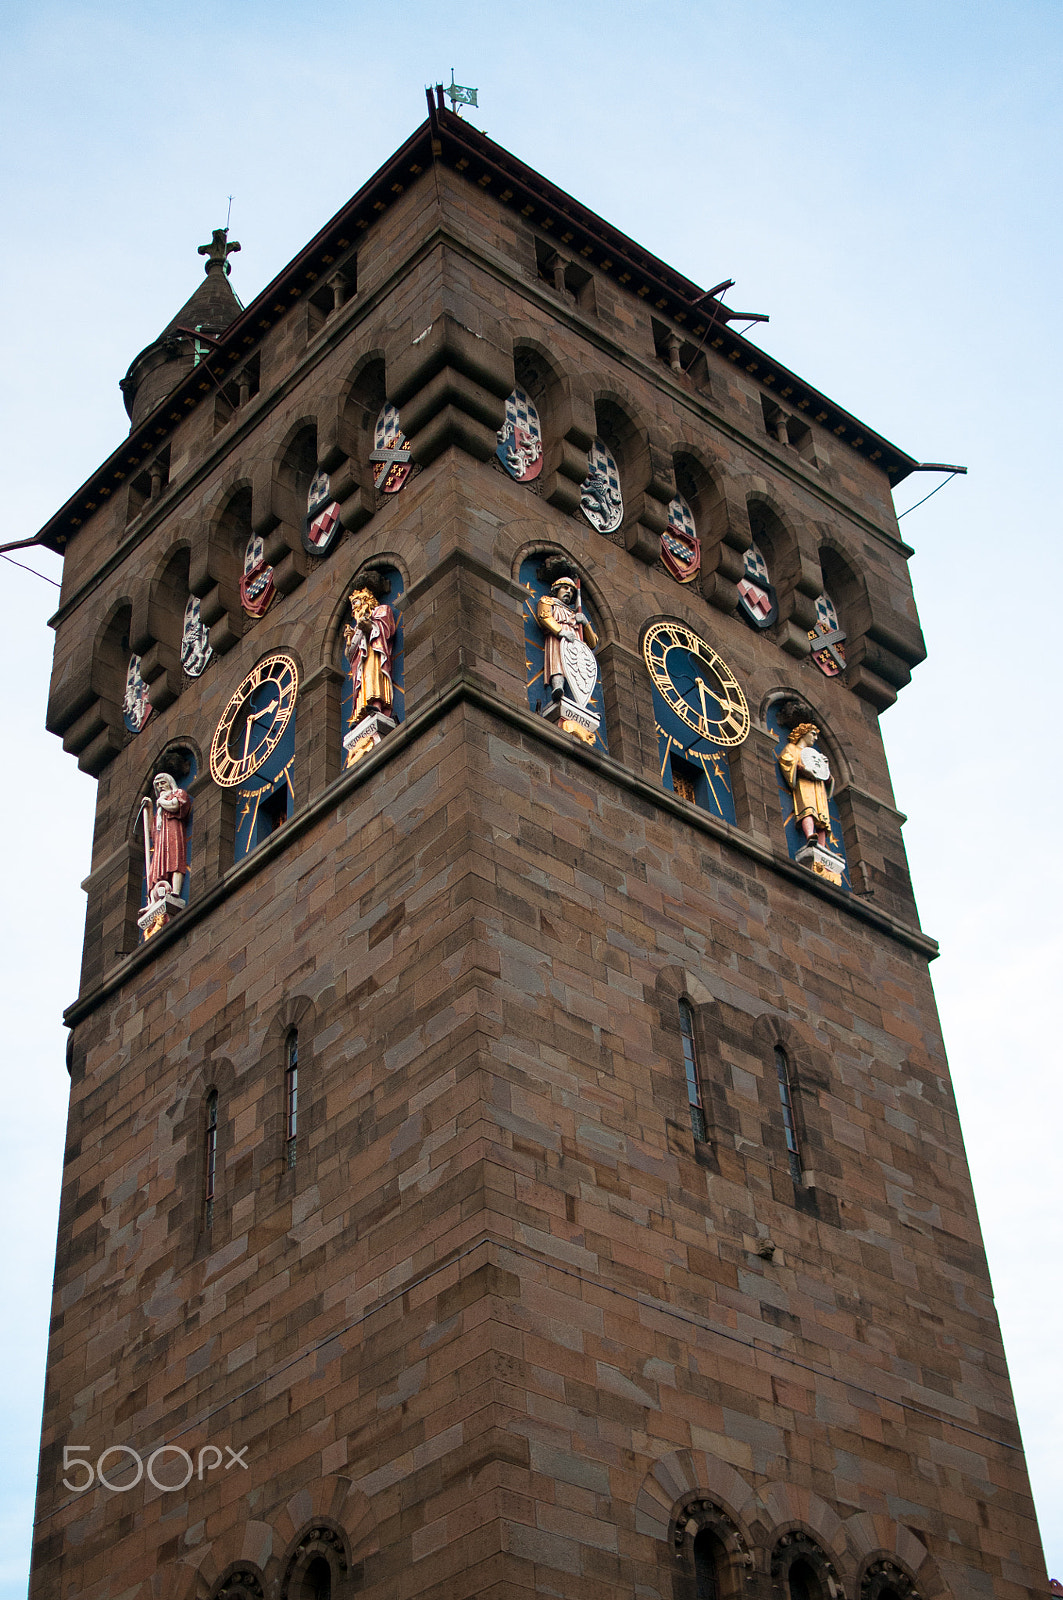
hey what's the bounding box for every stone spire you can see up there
[119,230,244,430]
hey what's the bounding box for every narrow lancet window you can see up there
[774,1046,801,1182]
[693,1528,721,1599]
[679,1000,706,1142]
[285,1031,299,1169]
[204,1090,218,1227]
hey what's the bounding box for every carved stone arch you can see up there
[631,599,749,661]
[134,532,197,709]
[121,735,203,939]
[816,531,875,694]
[845,1514,943,1600]
[755,1484,845,1587]
[274,414,320,502]
[511,334,567,409]
[182,1523,273,1598]
[590,388,673,564]
[672,442,738,557]
[194,479,255,655]
[509,536,620,648]
[858,1557,920,1600]
[340,349,388,452]
[44,583,126,773]
[66,594,137,773]
[281,1520,352,1599]
[671,1495,756,1600]
[502,337,595,512]
[258,994,319,1181]
[253,412,323,586]
[270,1475,378,1593]
[209,1570,265,1600]
[760,688,854,791]
[94,593,135,702]
[325,553,411,672]
[634,1448,757,1550]
[745,491,817,643]
[770,1531,847,1600]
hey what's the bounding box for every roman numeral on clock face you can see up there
[641,621,750,748]
[209,651,300,788]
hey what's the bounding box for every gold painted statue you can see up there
[777,722,833,849]
[343,582,397,723]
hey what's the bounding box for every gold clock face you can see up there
[642,621,750,747]
[209,651,299,788]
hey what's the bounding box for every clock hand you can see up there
[695,676,711,729]
[693,675,729,713]
[242,697,278,761]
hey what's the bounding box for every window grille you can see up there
[679,1000,706,1142]
[204,1090,218,1227]
[285,1031,299,1169]
[774,1046,802,1182]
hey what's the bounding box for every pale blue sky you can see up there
[2,0,1060,1587]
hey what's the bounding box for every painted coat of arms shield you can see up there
[123,654,151,733]
[371,404,413,495]
[240,533,275,619]
[181,594,213,678]
[660,493,701,583]
[737,542,779,630]
[559,636,598,710]
[580,438,623,535]
[496,387,543,483]
[808,591,847,676]
[302,468,343,556]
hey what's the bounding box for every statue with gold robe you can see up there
[343,581,397,722]
[777,722,833,849]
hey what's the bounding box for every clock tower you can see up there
[30,89,1049,1600]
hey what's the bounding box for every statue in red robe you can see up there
[144,773,191,899]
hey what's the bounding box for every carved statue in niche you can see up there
[535,568,601,745]
[776,720,845,886]
[342,571,398,767]
[137,772,192,941]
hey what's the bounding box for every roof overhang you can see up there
[33,90,917,555]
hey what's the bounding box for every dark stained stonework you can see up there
[30,96,1048,1600]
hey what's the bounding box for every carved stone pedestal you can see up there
[137,891,185,942]
[796,842,846,887]
[343,710,397,769]
[542,695,600,746]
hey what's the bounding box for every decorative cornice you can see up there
[36,100,917,558]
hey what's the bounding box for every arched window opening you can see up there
[204,1090,219,1228]
[774,1046,801,1183]
[680,1000,706,1142]
[518,555,608,754]
[788,1557,823,1600]
[285,1031,299,1169]
[766,701,850,891]
[299,1556,331,1600]
[693,1527,722,1600]
[137,747,197,943]
[339,565,406,768]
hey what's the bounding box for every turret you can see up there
[118,228,242,430]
